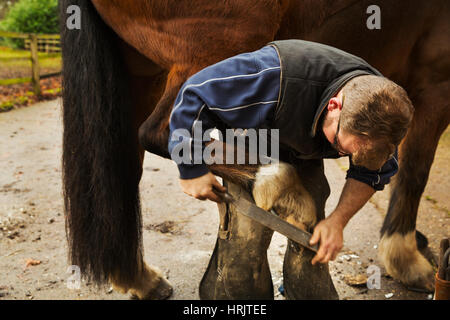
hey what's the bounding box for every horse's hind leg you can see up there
[252,161,339,299]
[110,256,172,300]
[108,50,173,299]
[252,162,317,230]
[201,160,338,299]
[138,65,191,159]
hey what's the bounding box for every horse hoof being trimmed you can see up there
[378,231,435,293]
[252,162,317,231]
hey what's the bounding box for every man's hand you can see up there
[309,214,344,265]
[179,171,227,203]
[309,179,375,265]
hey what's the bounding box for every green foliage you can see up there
[0,0,59,45]
[0,1,19,20]
[0,100,14,112]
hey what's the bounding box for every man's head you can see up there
[323,75,414,170]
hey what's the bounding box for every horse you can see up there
[60,0,450,299]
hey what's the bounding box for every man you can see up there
[168,40,414,265]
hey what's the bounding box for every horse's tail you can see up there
[60,0,143,286]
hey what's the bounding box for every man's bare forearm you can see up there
[330,178,375,228]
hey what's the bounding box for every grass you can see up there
[0,100,14,111]
[0,89,33,111]
[0,45,61,80]
[0,45,60,59]
[0,94,30,110]
[0,76,31,85]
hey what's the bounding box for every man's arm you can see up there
[169,45,281,201]
[310,149,399,264]
[330,178,375,226]
[310,178,375,265]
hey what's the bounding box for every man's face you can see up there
[324,92,365,156]
[332,119,365,156]
[324,91,394,170]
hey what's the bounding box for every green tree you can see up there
[0,1,19,20]
[0,0,59,34]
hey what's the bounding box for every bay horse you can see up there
[60,0,450,299]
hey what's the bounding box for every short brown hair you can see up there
[340,75,414,170]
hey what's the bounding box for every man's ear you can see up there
[327,97,343,112]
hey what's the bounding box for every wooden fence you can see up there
[0,30,61,95]
[24,37,61,53]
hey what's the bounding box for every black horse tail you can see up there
[60,0,143,286]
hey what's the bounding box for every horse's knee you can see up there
[138,121,170,158]
[252,162,316,231]
[138,122,152,150]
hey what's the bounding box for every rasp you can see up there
[214,189,318,253]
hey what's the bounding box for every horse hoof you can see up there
[283,241,339,300]
[130,277,173,300]
[120,264,174,300]
[141,277,173,300]
[379,231,435,293]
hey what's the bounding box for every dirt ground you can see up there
[0,99,448,300]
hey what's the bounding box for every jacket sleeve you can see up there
[168,45,281,179]
[345,148,399,191]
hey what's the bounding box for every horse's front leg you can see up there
[378,11,450,292]
[379,80,450,293]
